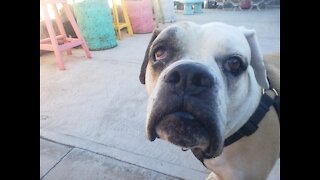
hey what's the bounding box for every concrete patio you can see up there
[40,7,280,180]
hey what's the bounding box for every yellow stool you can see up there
[112,0,133,40]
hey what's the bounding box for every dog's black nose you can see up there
[164,63,214,92]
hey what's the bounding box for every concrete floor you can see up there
[40,8,280,180]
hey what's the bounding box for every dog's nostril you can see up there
[165,71,180,84]
[192,73,212,88]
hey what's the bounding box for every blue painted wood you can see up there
[177,0,203,15]
[73,0,117,50]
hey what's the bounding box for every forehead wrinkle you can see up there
[153,28,183,48]
[196,28,250,59]
[156,27,178,41]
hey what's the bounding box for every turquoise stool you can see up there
[178,0,203,15]
[73,0,117,50]
[193,2,203,13]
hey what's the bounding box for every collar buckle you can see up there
[262,88,279,96]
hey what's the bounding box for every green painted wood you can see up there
[73,0,117,50]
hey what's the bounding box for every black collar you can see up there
[190,88,280,165]
[224,88,280,147]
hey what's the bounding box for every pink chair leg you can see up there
[52,3,72,56]
[66,49,72,55]
[42,2,66,70]
[53,49,66,70]
[62,3,92,59]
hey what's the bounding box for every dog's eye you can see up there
[224,57,243,75]
[153,48,167,61]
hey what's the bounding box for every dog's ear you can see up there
[139,29,161,84]
[238,27,269,89]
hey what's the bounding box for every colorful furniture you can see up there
[177,0,203,15]
[112,0,133,40]
[73,0,117,50]
[230,0,242,10]
[230,0,251,10]
[250,0,264,10]
[40,0,91,70]
[216,0,226,10]
[126,0,154,34]
[240,0,252,9]
[153,0,175,23]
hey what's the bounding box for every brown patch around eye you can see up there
[154,48,167,61]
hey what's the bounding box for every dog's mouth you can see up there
[146,95,224,159]
[155,112,211,150]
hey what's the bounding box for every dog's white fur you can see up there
[144,22,280,180]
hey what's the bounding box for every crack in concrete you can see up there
[40,146,73,180]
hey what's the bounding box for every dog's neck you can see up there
[204,94,280,180]
[203,68,278,180]
[223,67,262,139]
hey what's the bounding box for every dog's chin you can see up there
[155,112,217,152]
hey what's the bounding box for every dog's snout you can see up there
[164,63,214,91]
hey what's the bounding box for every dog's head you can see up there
[139,22,269,161]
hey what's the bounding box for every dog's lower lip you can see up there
[156,111,195,130]
[147,111,195,141]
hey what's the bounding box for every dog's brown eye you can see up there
[154,48,167,61]
[227,59,240,71]
[224,57,243,75]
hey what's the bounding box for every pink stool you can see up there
[126,0,154,34]
[40,0,91,70]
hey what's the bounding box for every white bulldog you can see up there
[139,21,280,180]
